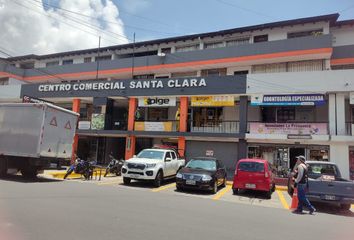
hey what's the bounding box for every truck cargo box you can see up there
[0,103,79,159]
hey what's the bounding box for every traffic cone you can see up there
[290,188,299,210]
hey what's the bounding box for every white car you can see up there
[122,148,185,187]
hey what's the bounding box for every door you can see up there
[164,152,174,176]
[289,147,305,170]
[170,151,179,173]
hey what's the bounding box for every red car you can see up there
[232,158,275,199]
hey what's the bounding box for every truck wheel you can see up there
[340,204,351,211]
[0,157,8,177]
[154,171,163,188]
[21,168,38,179]
[123,177,131,185]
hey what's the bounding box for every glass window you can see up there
[226,37,250,46]
[137,150,165,160]
[307,163,340,179]
[133,74,154,79]
[84,57,92,63]
[62,59,73,65]
[171,71,198,77]
[95,55,112,61]
[253,34,268,43]
[186,159,217,171]
[46,61,59,67]
[238,162,265,172]
[171,151,177,160]
[287,29,323,39]
[175,44,199,53]
[165,152,171,160]
[204,42,224,49]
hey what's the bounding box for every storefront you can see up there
[247,144,329,177]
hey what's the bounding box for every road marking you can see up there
[152,183,176,192]
[276,190,289,210]
[352,204,354,209]
[213,185,232,200]
[97,181,121,186]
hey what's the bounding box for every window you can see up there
[161,48,171,54]
[238,162,265,172]
[287,60,324,72]
[165,152,171,160]
[226,37,250,46]
[201,68,227,76]
[0,77,9,85]
[331,64,354,70]
[171,71,198,77]
[253,34,268,43]
[287,29,323,39]
[175,44,199,53]
[155,75,169,79]
[20,62,35,69]
[95,55,112,61]
[277,107,295,122]
[234,70,249,76]
[62,59,73,65]
[204,42,224,49]
[171,151,177,160]
[133,74,154,79]
[252,63,286,74]
[46,61,59,67]
[84,57,92,63]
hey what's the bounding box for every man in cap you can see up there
[292,155,316,214]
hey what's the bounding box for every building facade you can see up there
[1,13,354,179]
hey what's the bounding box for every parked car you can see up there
[232,159,275,199]
[176,157,227,194]
[287,161,354,211]
[122,148,185,187]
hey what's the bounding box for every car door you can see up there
[164,152,174,176]
[170,151,178,174]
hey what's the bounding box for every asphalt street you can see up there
[0,175,353,240]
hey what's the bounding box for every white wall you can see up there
[0,85,21,101]
[247,70,354,94]
[331,25,354,47]
[8,78,26,85]
[330,143,350,179]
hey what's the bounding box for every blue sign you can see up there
[251,94,325,106]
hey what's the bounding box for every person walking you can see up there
[292,155,316,215]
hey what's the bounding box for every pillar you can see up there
[71,98,81,163]
[239,96,248,135]
[330,143,350,179]
[125,135,136,160]
[328,93,346,135]
[179,97,188,132]
[328,94,336,135]
[125,98,137,160]
[178,137,186,158]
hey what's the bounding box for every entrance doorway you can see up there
[289,147,305,169]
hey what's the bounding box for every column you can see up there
[125,98,137,160]
[238,96,248,161]
[328,94,336,135]
[71,98,81,163]
[330,143,350,179]
[179,97,188,132]
[178,137,186,158]
[336,93,346,135]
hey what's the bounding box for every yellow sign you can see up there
[134,122,173,132]
[191,96,234,107]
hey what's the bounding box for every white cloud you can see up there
[0,0,128,57]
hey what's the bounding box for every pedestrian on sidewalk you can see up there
[292,155,316,215]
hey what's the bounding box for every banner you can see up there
[91,114,105,130]
[134,122,173,131]
[251,94,325,106]
[191,96,234,107]
[249,122,328,135]
[138,97,176,107]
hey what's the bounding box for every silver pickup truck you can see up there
[288,161,354,211]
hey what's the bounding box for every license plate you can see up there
[130,174,140,179]
[245,183,256,189]
[323,195,336,201]
[186,180,196,185]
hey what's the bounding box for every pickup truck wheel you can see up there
[123,177,131,185]
[21,168,38,179]
[340,204,351,211]
[154,171,163,188]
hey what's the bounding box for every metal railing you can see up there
[189,120,240,133]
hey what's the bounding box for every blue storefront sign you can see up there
[251,94,325,106]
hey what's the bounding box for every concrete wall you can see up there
[330,143,350,179]
[0,85,21,101]
[331,25,354,47]
[247,69,354,94]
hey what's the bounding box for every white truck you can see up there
[122,148,185,187]
[0,103,79,178]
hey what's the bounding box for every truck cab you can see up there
[121,148,185,187]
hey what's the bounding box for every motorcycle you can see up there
[64,158,96,180]
[104,155,124,177]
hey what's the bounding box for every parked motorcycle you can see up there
[104,155,124,177]
[64,158,96,180]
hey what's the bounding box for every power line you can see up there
[27,0,182,36]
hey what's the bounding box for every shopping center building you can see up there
[1,13,354,179]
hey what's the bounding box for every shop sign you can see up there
[191,96,234,107]
[134,121,173,132]
[138,97,176,107]
[78,121,91,130]
[91,114,105,130]
[249,122,328,135]
[350,92,354,105]
[251,94,325,106]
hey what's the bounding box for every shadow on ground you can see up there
[0,174,62,183]
[119,178,176,189]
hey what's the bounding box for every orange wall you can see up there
[71,98,81,163]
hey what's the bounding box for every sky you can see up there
[0,0,353,57]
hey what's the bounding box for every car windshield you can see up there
[307,163,340,178]
[186,159,216,171]
[238,162,264,172]
[137,150,164,160]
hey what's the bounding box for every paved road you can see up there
[0,176,353,240]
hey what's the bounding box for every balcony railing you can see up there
[248,121,329,135]
[189,120,240,133]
